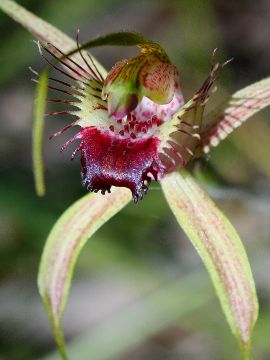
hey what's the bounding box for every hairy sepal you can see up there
[161,170,258,358]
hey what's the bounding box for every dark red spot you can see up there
[80,127,162,202]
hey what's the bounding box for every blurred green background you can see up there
[0,0,270,359]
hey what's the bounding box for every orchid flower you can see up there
[38,34,219,203]
[1,1,270,359]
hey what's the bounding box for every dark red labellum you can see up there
[80,127,162,202]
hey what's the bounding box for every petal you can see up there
[0,0,106,76]
[200,77,270,154]
[38,187,131,358]
[161,170,258,357]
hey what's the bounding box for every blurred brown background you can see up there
[0,0,270,359]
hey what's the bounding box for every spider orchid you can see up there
[36,34,221,203]
[1,1,270,359]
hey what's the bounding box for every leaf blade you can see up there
[161,170,258,358]
[38,187,131,358]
